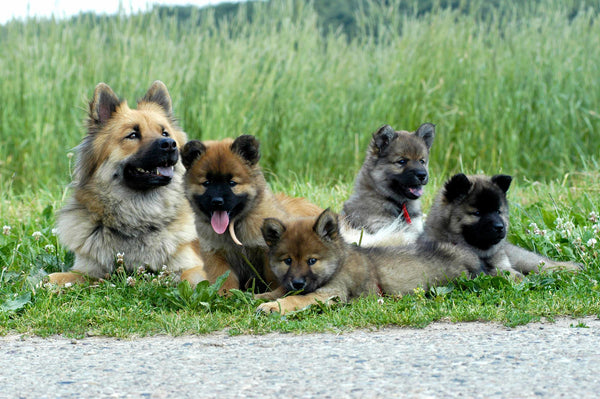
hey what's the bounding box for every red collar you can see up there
[402,203,412,225]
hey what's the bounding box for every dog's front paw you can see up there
[48,272,87,286]
[257,301,283,314]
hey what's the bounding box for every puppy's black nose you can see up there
[414,169,428,182]
[493,221,505,233]
[159,138,177,151]
[290,279,306,291]
[211,197,224,207]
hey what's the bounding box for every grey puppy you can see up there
[423,173,582,277]
[341,123,435,247]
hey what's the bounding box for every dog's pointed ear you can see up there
[313,209,339,242]
[262,218,286,248]
[415,123,435,150]
[444,173,472,203]
[231,135,261,165]
[181,140,206,170]
[140,80,173,117]
[89,83,121,126]
[371,125,398,156]
[491,174,512,193]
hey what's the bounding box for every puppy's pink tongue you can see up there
[211,211,229,234]
[408,187,423,197]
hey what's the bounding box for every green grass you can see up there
[1,0,599,336]
[1,173,599,337]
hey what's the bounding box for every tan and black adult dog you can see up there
[256,209,482,314]
[49,81,205,285]
[341,123,435,247]
[180,135,322,293]
[423,173,582,277]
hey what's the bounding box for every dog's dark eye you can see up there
[126,131,141,140]
[396,159,407,165]
[162,129,169,137]
[472,211,481,216]
[419,159,426,165]
[307,258,317,266]
[229,180,238,187]
[283,258,292,266]
[202,180,211,187]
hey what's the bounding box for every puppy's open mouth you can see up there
[406,186,424,199]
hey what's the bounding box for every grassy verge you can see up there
[1,173,598,338]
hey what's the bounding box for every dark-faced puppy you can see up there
[180,135,322,293]
[424,173,582,277]
[341,123,435,247]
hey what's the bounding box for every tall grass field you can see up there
[1,0,599,337]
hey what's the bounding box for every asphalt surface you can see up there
[1,317,600,398]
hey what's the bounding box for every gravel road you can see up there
[2,317,600,398]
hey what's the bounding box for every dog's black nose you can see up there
[159,138,177,152]
[493,221,505,233]
[211,197,224,207]
[290,278,306,291]
[414,169,428,182]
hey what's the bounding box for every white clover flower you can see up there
[126,276,136,287]
[2,225,11,235]
[64,282,73,288]
[589,211,599,223]
[116,252,125,265]
[528,222,546,236]
[137,265,146,275]
[67,152,74,159]
[377,298,384,305]
[44,244,55,253]
[51,228,58,236]
[587,238,597,248]
[32,231,42,240]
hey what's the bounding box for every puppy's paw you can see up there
[257,301,284,314]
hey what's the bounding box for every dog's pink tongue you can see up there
[211,211,229,235]
[157,166,174,178]
[409,187,424,197]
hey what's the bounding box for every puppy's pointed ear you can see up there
[444,173,472,203]
[415,123,435,149]
[313,209,339,242]
[231,135,261,165]
[181,140,206,170]
[89,83,121,126]
[262,218,286,248]
[371,125,398,156]
[140,80,173,117]
[491,175,512,193]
